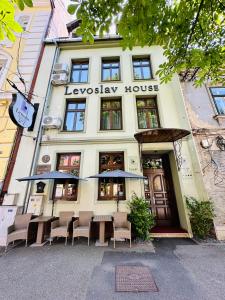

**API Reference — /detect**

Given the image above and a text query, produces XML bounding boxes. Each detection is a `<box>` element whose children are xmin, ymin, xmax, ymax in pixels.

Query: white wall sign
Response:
<box><xmin>9</xmin><ymin>93</ymin><xmax>35</xmax><ymax>128</ymax></box>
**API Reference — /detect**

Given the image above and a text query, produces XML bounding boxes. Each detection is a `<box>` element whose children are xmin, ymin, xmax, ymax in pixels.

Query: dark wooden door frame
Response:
<box><xmin>143</xmin><ymin>153</ymin><xmax>180</xmax><ymax>227</ymax></box>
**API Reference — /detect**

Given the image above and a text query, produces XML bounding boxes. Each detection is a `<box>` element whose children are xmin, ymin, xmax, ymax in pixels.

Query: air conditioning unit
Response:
<box><xmin>42</xmin><ymin>116</ymin><xmax>62</xmax><ymax>129</ymax></box>
<box><xmin>27</xmin><ymin>195</ymin><xmax>44</xmax><ymax>216</ymax></box>
<box><xmin>53</xmin><ymin>63</ymin><xmax>69</xmax><ymax>74</ymax></box>
<box><xmin>51</xmin><ymin>73</ymin><xmax>68</xmax><ymax>85</ymax></box>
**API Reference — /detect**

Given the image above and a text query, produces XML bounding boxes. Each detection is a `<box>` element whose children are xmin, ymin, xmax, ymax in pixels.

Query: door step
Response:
<box><xmin>150</xmin><ymin>232</ymin><xmax>190</xmax><ymax>238</ymax></box>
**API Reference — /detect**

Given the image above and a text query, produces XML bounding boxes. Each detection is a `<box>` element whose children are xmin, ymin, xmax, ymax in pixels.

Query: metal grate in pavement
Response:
<box><xmin>115</xmin><ymin>265</ymin><xmax>158</xmax><ymax>292</ymax></box>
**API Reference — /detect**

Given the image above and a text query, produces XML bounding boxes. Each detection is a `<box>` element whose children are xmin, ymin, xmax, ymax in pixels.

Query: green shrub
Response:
<box><xmin>128</xmin><ymin>193</ymin><xmax>155</xmax><ymax>240</ymax></box>
<box><xmin>186</xmin><ymin>196</ymin><xmax>215</xmax><ymax>239</ymax></box>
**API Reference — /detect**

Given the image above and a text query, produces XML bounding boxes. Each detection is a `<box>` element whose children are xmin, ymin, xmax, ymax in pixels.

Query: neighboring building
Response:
<box><xmin>0</xmin><ymin>0</ymin><xmax>69</xmax><ymax>200</ymax></box>
<box><xmin>5</xmin><ymin>30</ymin><xmax>208</xmax><ymax>238</ymax></box>
<box><xmin>182</xmin><ymin>81</ymin><xmax>225</xmax><ymax>239</ymax></box>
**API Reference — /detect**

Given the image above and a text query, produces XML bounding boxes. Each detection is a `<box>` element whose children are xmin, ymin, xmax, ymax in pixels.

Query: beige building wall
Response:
<box><xmin>7</xmin><ymin>40</ymin><xmax>207</xmax><ymax>236</ymax></box>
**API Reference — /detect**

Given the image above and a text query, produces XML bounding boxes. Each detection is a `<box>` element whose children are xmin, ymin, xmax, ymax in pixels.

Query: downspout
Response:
<box><xmin>23</xmin><ymin>42</ymin><xmax>60</xmax><ymax>213</ymax></box>
<box><xmin>0</xmin><ymin>0</ymin><xmax>55</xmax><ymax>203</ymax></box>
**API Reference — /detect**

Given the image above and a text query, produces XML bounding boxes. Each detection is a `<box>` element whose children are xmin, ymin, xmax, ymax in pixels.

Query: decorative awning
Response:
<box><xmin>17</xmin><ymin>171</ymin><xmax>85</xmax><ymax>181</ymax></box>
<box><xmin>134</xmin><ymin>128</ymin><xmax>191</xmax><ymax>143</ymax></box>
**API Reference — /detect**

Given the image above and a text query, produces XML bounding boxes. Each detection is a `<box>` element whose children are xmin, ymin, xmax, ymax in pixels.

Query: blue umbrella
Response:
<box><xmin>89</xmin><ymin>169</ymin><xmax>146</xmax><ymax>211</ymax></box>
<box><xmin>17</xmin><ymin>171</ymin><xmax>85</xmax><ymax>216</ymax></box>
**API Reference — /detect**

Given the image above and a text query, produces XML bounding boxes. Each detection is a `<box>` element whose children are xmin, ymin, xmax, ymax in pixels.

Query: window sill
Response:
<box><xmin>68</xmin><ymin>82</ymin><xmax>90</xmax><ymax>85</ymax></box>
<box><xmin>59</xmin><ymin>130</ymin><xmax>86</xmax><ymax>134</ymax></box>
<box><xmin>100</xmin><ymin>80</ymin><xmax>123</xmax><ymax>83</ymax></box>
<box><xmin>97</xmin><ymin>129</ymin><xmax>125</xmax><ymax>133</ymax></box>
<box><xmin>133</xmin><ymin>78</ymin><xmax>157</xmax><ymax>82</ymax></box>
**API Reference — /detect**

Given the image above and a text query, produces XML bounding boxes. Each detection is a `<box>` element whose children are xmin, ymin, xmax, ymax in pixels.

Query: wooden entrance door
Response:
<box><xmin>143</xmin><ymin>155</ymin><xmax>179</xmax><ymax>227</ymax></box>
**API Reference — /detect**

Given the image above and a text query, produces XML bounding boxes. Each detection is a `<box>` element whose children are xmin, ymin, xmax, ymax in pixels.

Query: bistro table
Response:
<box><xmin>93</xmin><ymin>215</ymin><xmax>112</xmax><ymax>246</ymax></box>
<box><xmin>30</xmin><ymin>216</ymin><xmax>54</xmax><ymax>247</ymax></box>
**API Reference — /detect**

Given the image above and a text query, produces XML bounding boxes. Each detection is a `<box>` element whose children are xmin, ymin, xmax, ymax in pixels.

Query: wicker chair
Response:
<box><xmin>113</xmin><ymin>212</ymin><xmax>131</xmax><ymax>248</ymax></box>
<box><xmin>72</xmin><ymin>211</ymin><xmax>93</xmax><ymax>246</ymax></box>
<box><xmin>5</xmin><ymin>213</ymin><xmax>32</xmax><ymax>251</ymax></box>
<box><xmin>50</xmin><ymin>211</ymin><xmax>74</xmax><ymax>246</ymax></box>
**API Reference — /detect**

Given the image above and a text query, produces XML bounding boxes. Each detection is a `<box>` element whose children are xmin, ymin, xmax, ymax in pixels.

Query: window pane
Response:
<box><xmin>137</xmin><ymin>100</ymin><xmax>145</xmax><ymax>107</ymax></box>
<box><xmin>111</xmin><ymin>68</ymin><xmax>120</xmax><ymax>80</ymax></box>
<box><xmin>102</xmin><ymin>111</ymin><xmax>110</xmax><ymax>129</ymax></box>
<box><xmin>77</xmin><ymin>103</ymin><xmax>86</xmax><ymax>109</ymax></box>
<box><xmin>65</xmin><ymin>112</ymin><xmax>75</xmax><ymax>131</ymax></box>
<box><xmin>141</xmin><ymin>60</ymin><xmax>150</xmax><ymax>66</ymax></box>
<box><xmin>59</xmin><ymin>155</ymin><xmax>69</xmax><ymax>166</ymax></box>
<box><xmin>68</xmin><ymin>103</ymin><xmax>77</xmax><ymax>110</ymax></box>
<box><xmin>75</xmin><ymin>111</ymin><xmax>85</xmax><ymax>130</ymax></box>
<box><xmin>67</xmin><ymin>183</ymin><xmax>77</xmax><ymax>197</ymax></box>
<box><xmin>80</xmin><ymin>70</ymin><xmax>88</xmax><ymax>82</ymax></box>
<box><xmin>133</xmin><ymin>60</ymin><xmax>141</xmax><ymax>67</ymax></box>
<box><xmin>211</xmin><ymin>87</ymin><xmax>225</xmax><ymax>96</ymax></box>
<box><xmin>214</xmin><ymin>97</ymin><xmax>225</xmax><ymax>114</ymax></box>
<box><xmin>102</xmin><ymin>68</ymin><xmax>111</xmax><ymax>81</ymax></box>
<box><xmin>112</xmin><ymin>111</ymin><xmax>121</xmax><ymax>129</ymax></box>
<box><xmin>147</xmin><ymin>110</ymin><xmax>159</xmax><ymax>128</ymax></box>
<box><xmin>55</xmin><ymin>184</ymin><xmax>64</xmax><ymax>198</ymax></box>
<box><xmin>70</xmin><ymin>155</ymin><xmax>80</xmax><ymax>167</ymax></box>
<box><xmin>134</xmin><ymin>67</ymin><xmax>142</xmax><ymax>79</ymax></box>
<box><xmin>81</xmin><ymin>63</ymin><xmax>89</xmax><ymax>69</ymax></box>
<box><xmin>142</xmin><ymin>66</ymin><xmax>151</xmax><ymax>79</ymax></box>
<box><xmin>138</xmin><ymin>111</ymin><xmax>148</xmax><ymax>128</ymax></box>
<box><xmin>71</xmin><ymin>70</ymin><xmax>80</xmax><ymax>82</ymax></box>
<box><xmin>111</xmin><ymin>100</ymin><xmax>120</xmax><ymax>109</ymax></box>
<box><xmin>146</xmin><ymin>99</ymin><xmax>155</xmax><ymax>107</ymax></box>
<box><xmin>102</xmin><ymin>101</ymin><xmax>111</xmax><ymax>109</ymax></box>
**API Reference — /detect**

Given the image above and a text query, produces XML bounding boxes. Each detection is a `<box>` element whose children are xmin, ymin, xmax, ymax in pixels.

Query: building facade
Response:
<box><xmin>0</xmin><ymin>0</ymin><xmax>70</xmax><ymax>199</ymax></box>
<box><xmin>5</xmin><ymin>36</ymin><xmax>208</xmax><ymax>237</ymax></box>
<box><xmin>182</xmin><ymin>82</ymin><xmax>225</xmax><ymax>239</ymax></box>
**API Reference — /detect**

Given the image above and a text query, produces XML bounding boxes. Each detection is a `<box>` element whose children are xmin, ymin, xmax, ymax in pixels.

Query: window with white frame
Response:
<box><xmin>210</xmin><ymin>87</ymin><xmax>225</xmax><ymax>115</ymax></box>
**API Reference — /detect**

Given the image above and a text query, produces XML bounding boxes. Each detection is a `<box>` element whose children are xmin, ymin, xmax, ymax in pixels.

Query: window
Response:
<box><xmin>132</xmin><ymin>56</ymin><xmax>152</xmax><ymax>80</ymax></box>
<box><xmin>18</xmin><ymin>15</ymin><xmax>30</xmax><ymax>31</ymax></box>
<box><xmin>63</xmin><ymin>100</ymin><xmax>86</xmax><ymax>131</ymax></box>
<box><xmin>102</xmin><ymin>58</ymin><xmax>120</xmax><ymax>81</ymax></box>
<box><xmin>98</xmin><ymin>152</ymin><xmax>125</xmax><ymax>200</ymax></box>
<box><xmin>53</xmin><ymin>153</ymin><xmax>81</xmax><ymax>201</ymax></box>
<box><xmin>136</xmin><ymin>98</ymin><xmax>160</xmax><ymax>129</ymax></box>
<box><xmin>100</xmin><ymin>98</ymin><xmax>122</xmax><ymax>130</ymax></box>
<box><xmin>71</xmin><ymin>60</ymin><xmax>89</xmax><ymax>83</ymax></box>
<box><xmin>210</xmin><ymin>87</ymin><xmax>225</xmax><ymax>115</ymax></box>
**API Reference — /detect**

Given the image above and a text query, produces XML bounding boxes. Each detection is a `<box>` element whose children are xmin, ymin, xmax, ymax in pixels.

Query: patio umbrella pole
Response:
<box><xmin>51</xmin><ymin>199</ymin><xmax>55</xmax><ymax>217</ymax></box>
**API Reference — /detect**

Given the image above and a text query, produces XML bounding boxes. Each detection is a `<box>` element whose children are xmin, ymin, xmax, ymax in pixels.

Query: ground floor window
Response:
<box><xmin>98</xmin><ymin>152</ymin><xmax>125</xmax><ymax>200</ymax></box>
<box><xmin>53</xmin><ymin>153</ymin><xmax>81</xmax><ymax>201</ymax></box>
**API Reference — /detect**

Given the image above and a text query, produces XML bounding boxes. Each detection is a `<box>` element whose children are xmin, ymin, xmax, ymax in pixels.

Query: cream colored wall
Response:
<box><xmin>7</xmin><ymin>41</ymin><xmax>206</xmax><ymax>235</ymax></box>
<box><xmin>0</xmin><ymin>2</ymin><xmax>52</xmax><ymax>184</ymax></box>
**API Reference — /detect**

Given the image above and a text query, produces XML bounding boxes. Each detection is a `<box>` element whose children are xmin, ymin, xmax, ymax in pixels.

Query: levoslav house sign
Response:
<box><xmin>9</xmin><ymin>93</ymin><xmax>35</xmax><ymax>128</ymax></box>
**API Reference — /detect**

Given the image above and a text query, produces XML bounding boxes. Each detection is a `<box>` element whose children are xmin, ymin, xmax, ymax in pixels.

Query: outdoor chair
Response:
<box><xmin>113</xmin><ymin>212</ymin><xmax>131</xmax><ymax>248</ymax></box>
<box><xmin>5</xmin><ymin>213</ymin><xmax>32</xmax><ymax>251</ymax></box>
<box><xmin>72</xmin><ymin>211</ymin><xmax>93</xmax><ymax>246</ymax></box>
<box><xmin>50</xmin><ymin>211</ymin><xmax>74</xmax><ymax>246</ymax></box>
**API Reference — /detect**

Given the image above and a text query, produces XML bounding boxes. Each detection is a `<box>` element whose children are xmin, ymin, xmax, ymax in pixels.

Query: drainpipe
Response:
<box><xmin>23</xmin><ymin>43</ymin><xmax>60</xmax><ymax>213</ymax></box>
<box><xmin>0</xmin><ymin>0</ymin><xmax>55</xmax><ymax>204</ymax></box>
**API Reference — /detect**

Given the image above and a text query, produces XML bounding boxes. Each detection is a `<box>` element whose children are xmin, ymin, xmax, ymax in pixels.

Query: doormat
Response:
<box><xmin>115</xmin><ymin>265</ymin><xmax>158</xmax><ymax>292</ymax></box>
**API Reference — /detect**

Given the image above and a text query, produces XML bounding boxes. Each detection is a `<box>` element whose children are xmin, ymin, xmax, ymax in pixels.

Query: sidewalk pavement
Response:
<box><xmin>1</xmin><ymin>238</ymin><xmax>225</xmax><ymax>300</ymax></box>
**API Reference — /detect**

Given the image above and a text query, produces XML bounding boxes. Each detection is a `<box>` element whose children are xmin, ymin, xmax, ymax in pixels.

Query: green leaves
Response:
<box><xmin>67</xmin><ymin>0</ymin><xmax>225</xmax><ymax>86</ymax></box>
<box><xmin>186</xmin><ymin>196</ymin><xmax>215</xmax><ymax>239</ymax></box>
<box><xmin>128</xmin><ymin>193</ymin><xmax>155</xmax><ymax>240</ymax></box>
<box><xmin>0</xmin><ymin>0</ymin><xmax>33</xmax><ymax>42</ymax></box>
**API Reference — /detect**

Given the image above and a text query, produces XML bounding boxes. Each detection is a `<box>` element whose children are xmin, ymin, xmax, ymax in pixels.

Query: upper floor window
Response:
<box><xmin>63</xmin><ymin>100</ymin><xmax>86</xmax><ymax>131</ymax></box>
<box><xmin>18</xmin><ymin>15</ymin><xmax>30</xmax><ymax>31</ymax></box>
<box><xmin>102</xmin><ymin>57</ymin><xmax>120</xmax><ymax>81</ymax></box>
<box><xmin>100</xmin><ymin>98</ymin><xmax>122</xmax><ymax>130</ymax></box>
<box><xmin>132</xmin><ymin>56</ymin><xmax>152</xmax><ymax>80</ymax></box>
<box><xmin>136</xmin><ymin>98</ymin><xmax>160</xmax><ymax>129</ymax></box>
<box><xmin>210</xmin><ymin>87</ymin><xmax>225</xmax><ymax>115</ymax></box>
<box><xmin>98</xmin><ymin>152</ymin><xmax>125</xmax><ymax>200</ymax></box>
<box><xmin>53</xmin><ymin>153</ymin><xmax>81</xmax><ymax>201</ymax></box>
<box><xmin>71</xmin><ymin>59</ymin><xmax>89</xmax><ymax>83</ymax></box>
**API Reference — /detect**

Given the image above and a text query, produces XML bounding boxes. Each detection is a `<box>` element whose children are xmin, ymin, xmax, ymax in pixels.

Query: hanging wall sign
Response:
<box><xmin>9</xmin><ymin>93</ymin><xmax>35</xmax><ymax>128</ymax></box>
